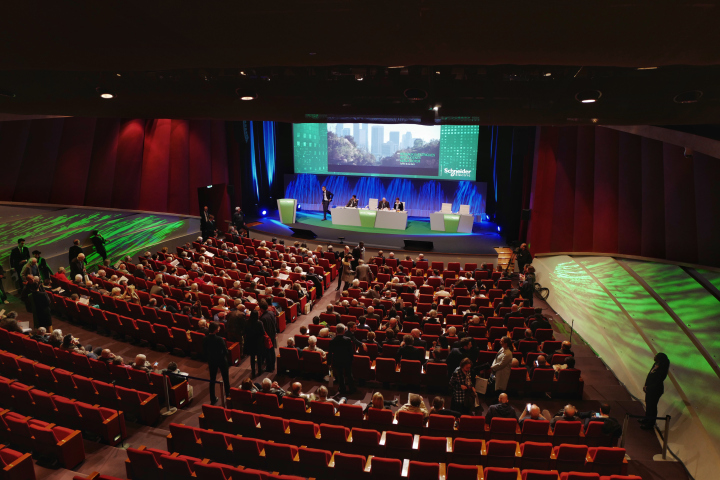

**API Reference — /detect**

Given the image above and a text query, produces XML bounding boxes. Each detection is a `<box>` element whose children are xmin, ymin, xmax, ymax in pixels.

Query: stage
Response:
<box><xmin>246</xmin><ymin>211</ymin><xmax>504</xmax><ymax>254</ymax></box>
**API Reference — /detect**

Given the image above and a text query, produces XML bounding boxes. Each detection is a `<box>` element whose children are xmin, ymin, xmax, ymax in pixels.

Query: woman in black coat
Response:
<box><xmin>31</xmin><ymin>283</ymin><xmax>53</xmax><ymax>329</ymax></box>
<box><xmin>640</xmin><ymin>352</ymin><xmax>670</xmax><ymax>429</ymax></box>
<box><xmin>244</xmin><ymin>310</ymin><xmax>267</xmax><ymax>377</ymax></box>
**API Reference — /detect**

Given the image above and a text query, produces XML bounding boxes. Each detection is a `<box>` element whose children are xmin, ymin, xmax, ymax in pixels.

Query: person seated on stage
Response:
<box><xmin>378</xmin><ymin>197</ymin><xmax>390</xmax><ymax>210</ymax></box>
<box><xmin>346</xmin><ymin>195</ymin><xmax>359</xmax><ymax>208</ymax></box>
<box><xmin>393</xmin><ymin>197</ymin><xmax>404</xmax><ymax>211</ymax></box>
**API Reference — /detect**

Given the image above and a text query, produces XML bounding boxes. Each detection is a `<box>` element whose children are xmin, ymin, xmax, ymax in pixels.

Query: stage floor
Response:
<box><xmin>246</xmin><ymin>211</ymin><xmax>504</xmax><ymax>254</ymax></box>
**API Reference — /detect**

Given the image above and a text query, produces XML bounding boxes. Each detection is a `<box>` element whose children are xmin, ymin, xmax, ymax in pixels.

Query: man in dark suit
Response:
<box><xmin>133</xmin><ymin>265</ymin><xmax>147</xmax><ymax>280</ymax></box>
<box><xmin>203</xmin><ymin>215</ymin><xmax>217</xmax><ymax>240</ymax></box>
<box><xmin>529</xmin><ymin>310</ymin><xmax>552</xmax><ymax>334</ymax></box>
<box><xmin>200</xmin><ymin>206</ymin><xmax>210</xmax><ymax>230</ymax></box>
<box><xmin>515</xmin><ymin>243</ymin><xmax>532</xmax><ymax>273</ymax></box>
<box><xmin>90</xmin><ymin>230</ymin><xmax>107</xmax><ymax>261</ymax></box>
<box><xmin>258</xmin><ymin>300</ymin><xmax>278</xmax><ymax>370</ymax></box>
<box><xmin>393</xmin><ymin>198</ymin><xmax>404</xmax><ymax>211</ymax></box>
<box><xmin>485</xmin><ymin>393</ymin><xmax>519</xmax><ymax>423</ymax></box>
<box><xmin>346</xmin><ymin>195</ymin><xmax>359</xmax><ymax>208</ymax></box>
<box><xmin>328</xmin><ymin>323</ymin><xmax>366</xmax><ymax>394</ymax></box>
<box><xmin>203</xmin><ymin>322</ymin><xmax>230</xmax><ymax>405</ymax></box>
<box><xmin>303</xmin><ymin>272</ymin><xmax>324</xmax><ymax>296</ymax></box>
<box><xmin>68</xmin><ymin>239</ymin><xmax>83</xmax><ymax>263</ymax></box>
<box><xmin>377</xmin><ymin>197</ymin><xmax>390</xmax><ymax>209</ymax></box>
<box><xmin>10</xmin><ymin>238</ymin><xmax>30</xmax><ymax>290</ymax></box>
<box><xmin>232</xmin><ymin>207</ymin><xmax>245</xmax><ymax>229</ymax></box>
<box><xmin>445</xmin><ymin>338</ymin><xmax>476</xmax><ymax>377</ymax></box>
<box><xmin>351</xmin><ymin>241</ymin><xmax>364</xmax><ymax>270</ymax></box>
<box><xmin>70</xmin><ymin>253</ymin><xmax>87</xmax><ymax>282</ymax></box>
<box><xmin>503</xmin><ymin>304</ymin><xmax>521</xmax><ymax>326</ymax></box>
<box><xmin>397</xmin><ymin>335</ymin><xmax>426</xmax><ymax>365</ymax></box>
<box><xmin>321</xmin><ymin>186</ymin><xmax>334</xmax><ymax>221</ymax></box>
<box><xmin>410</xmin><ymin>329</ymin><xmax>428</xmax><ymax>350</ymax></box>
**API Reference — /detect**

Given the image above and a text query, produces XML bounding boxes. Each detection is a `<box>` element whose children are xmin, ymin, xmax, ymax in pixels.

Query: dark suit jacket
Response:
<box><xmin>203</xmin><ymin>333</ymin><xmax>229</xmax><ymax>367</ymax></box>
<box><xmin>393</xmin><ymin>202</ymin><xmax>404</xmax><ymax>211</ymax></box>
<box><xmin>328</xmin><ymin>334</ymin><xmax>356</xmax><ymax>366</ymax></box>
<box><xmin>10</xmin><ymin>246</ymin><xmax>30</xmax><ymax>273</ymax></box>
<box><xmin>70</xmin><ymin>258</ymin><xmax>86</xmax><ymax>280</ymax></box>
<box><xmin>68</xmin><ymin>245</ymin><xmax>84</xmax><ymax>263</ymax></box>
<box><xmin>232</xmin><ymin>211</ymin><xmax>245</xmax><ymax>226</ymax></box>
<box><xmin>397</xmin><ymin>345</ymin><xmax>426</xmax><ymax>364</ymax></box>
<box><xmin>378</xmin><ymin>201</ymin><xmax>390</xmax><ymax>209</ymax></box>
<box><xmin>346</xmin><ymin>199</ymin><xmax>359</xmax><ymax>207</ymax></box>
<box><xmin>351</xmin><ymin>247</ymin><xmax>362</xmax><ymax>261</ymax></box>
<box><xmin>414</xmin><ymin>338</ymin><xmax>428</xmax><ymax>350</ymax></box>
<box><xmin>322</xmin><ymin>190</ymin><xmax>334</xmax><ymax>202</ymax></box>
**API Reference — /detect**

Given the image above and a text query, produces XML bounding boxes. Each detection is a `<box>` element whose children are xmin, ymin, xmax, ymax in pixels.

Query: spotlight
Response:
<box><xmin>297</xmin><ymin>204</ymin><xmax>302</xmax><ymax>210</ymax></box>
<box><xmin>116</xmin><ymin>73</ymin><xmax>121</xmax><ymax>77</ymax></box>
<box><xmin>543</xmin><ymin>72</ymin><xmax>552</xmax><ymax>77</ymax></box>
<box><xmin>497</xmin><ymin>226</ymin><xmax>501</xmax><ymax>232</ymax></box>
<box><xmin>674</xmin><ymin>90</ymin><xmax>702</xmax><ymax>104</ymax></box>
<box><xmin>236</xmin><ymin>89</ymin><xmax>257</xmax><ymax>100</ymax></box>
<box><xmin>435</xmin><ymin>71</ymin><xmax>440</xmax><ymax>74</ymax></box>
<box><xmin>433</xmin><ymin>106</ymin><xmax>439</xmax><ymax>111</ymax></box>
<box><xmin>96</xmin><ymin>88</ymin><xmax>115</xmax><ymax>99</ymax></box>
<box><xmin>261</xmin><ymin>210</ymin><xmax>267</xmax><ymax>216</ymax></box>
<box><xmin>575</xmin><ymin>90</ymin><xmax>602</xmax><ymax>103</ymax></box>
<box><xmin>355</xmin><ymin>74</ymin><xmax>364</xmax><ymax>81</ymax></box>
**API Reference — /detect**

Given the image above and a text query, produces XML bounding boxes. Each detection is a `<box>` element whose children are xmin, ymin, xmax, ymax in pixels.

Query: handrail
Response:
<box><xmin>622</xmin><ymin>413</ymin><xmax>672</xmax><ymax>460</ymax></box>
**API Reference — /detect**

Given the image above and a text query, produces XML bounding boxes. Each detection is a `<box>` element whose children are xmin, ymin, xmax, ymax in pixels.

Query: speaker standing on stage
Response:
<box><xmin>321</xmin><ymin>186</ymin><xmax>334</xmax><ymax>221</ymax></box>
<box><xmin>91</xmin><ymin>230</ymin><xmax>107</xmax><ymax>261</ymax></box>
<box><xmin>346</xmin><ymin>195</ymin><xmax>359</xmax><ymax>208</ymax></box>
<box><xmin>204</xmin><ymin>321</ymin><xmax>230</xmax><ymax>405</ymax></box>
<box><xmin>378</xmin><ymin>197</ymin><xmax>390</xmax><ymax>210</ymax></box>
<box><xmin>394</xmin><ymin>198</ymin><xmax>404</xmax><ymax>211</ymax></box>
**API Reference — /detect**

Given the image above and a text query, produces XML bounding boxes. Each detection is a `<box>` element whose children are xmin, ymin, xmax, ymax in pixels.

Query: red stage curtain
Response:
<box><xmin>0</xmin><ymin>116</ymin><xmax>230</xmax><ymax>219</ymax></box>
<box><xmin>529</xmin><ymin>126</ymin><xmax>720</xmax><ymax>267</ymax></box>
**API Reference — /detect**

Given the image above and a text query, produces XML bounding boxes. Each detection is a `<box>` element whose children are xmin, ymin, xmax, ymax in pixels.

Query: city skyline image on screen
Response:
<box><xmin>293</xmin><ymin>123</ymin><xmax>479</xmax><ymax>180</ymax></box>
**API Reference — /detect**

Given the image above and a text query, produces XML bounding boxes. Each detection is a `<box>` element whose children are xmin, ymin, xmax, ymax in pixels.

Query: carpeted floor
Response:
<box><xmin>2</xmin><ymin>279</ymin><xmax>690</xmax><ymax>480</ymax></box>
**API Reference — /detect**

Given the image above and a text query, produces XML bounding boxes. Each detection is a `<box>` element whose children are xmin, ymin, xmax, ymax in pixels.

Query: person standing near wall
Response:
<box><xmin>640</xmin><ymin>352</ymin><xmax>670</xmax><ymax>429</ymax></box>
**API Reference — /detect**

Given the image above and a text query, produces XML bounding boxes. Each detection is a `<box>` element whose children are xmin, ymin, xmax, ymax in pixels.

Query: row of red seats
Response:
<box><xmin>42</xmin><ymin>292</ymin><xmax>247</xmax><ymax>358</ymax></box>
<box><xmin>166</xmin><ymin>420</ymin><xmax>627</xmax><ymax>476</ymax></box>
<box><xmin>0</xmin><ymin>328</ymin><xmax>189</xmax><ymax>407</ymax></box>
<box><xmin>0</xmin><ymin>443</ymin><xmax>36</xmax><ymax>480</ymax></box>
<box><xmin>0</xmin><ymin>392</ymin><xmax>124</xmax><ymax>446</ymax></box>
<box><xmin>0</xmin><ymin>409</ymin><xmax>84</xmax><ymax>470</ymax></box>
<box><xmin>203</xmin><ymin>403</ymin><xmax>616</xmax><ymax>447</ymax></box>
<box><xmin>1</xmin><ymin>366</ymin><xmax>161</xmax><ymax>425</ymax></box>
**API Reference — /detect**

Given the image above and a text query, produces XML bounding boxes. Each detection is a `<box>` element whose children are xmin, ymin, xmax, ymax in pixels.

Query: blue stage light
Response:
<box><xmin>497</xmin><ymin>226</ymin><xmax>501</xmax><ymax>232</ymax></box>
<box><xmin>262</xmin><ymin>210</ymin><xmax>267</xmax><ymax>216</ymax></box>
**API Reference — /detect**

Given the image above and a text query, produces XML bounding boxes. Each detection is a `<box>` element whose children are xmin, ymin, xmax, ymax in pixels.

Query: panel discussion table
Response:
<box><xmin>429</xmin><ymin>212</ymin><xmax>474</xmax><ymax>233</ymax></box>
<box><xmin>331</xmin><ymin>207</ymin><xmax>408</xmax><ymax>230</ymax></box>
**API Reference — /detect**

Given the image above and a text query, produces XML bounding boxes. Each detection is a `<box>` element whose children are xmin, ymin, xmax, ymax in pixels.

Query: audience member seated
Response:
<box><xmin>485</xmin><ymin>393</ymin><xmax>518</xmax><ymax>423</ymax></box>
<box><xmin>60</xmin><ymin>333</ymin><xmax>97</xmax><ymax>359</ymax></box>
<box><xmin>395</xmin><ymin>393</ymin><xmax>429</xmax><ymax>421</ymax></box>
<box><xmin>578</xmin><ymin>403</ymin><xmax>622</xmax><ymax>436</ymax></box>
<box><xmin>303</xmin><ymin>336</ymin><xmax>326</xmax><ymax>359</ymax></box>
<box><xmin>314</xmin><ymin>385</ymin><xmax>346</xmax><ymax>410</ymax></box>
<box><xmin>397</xmin><ymin>334</ymin><xmax>426</xmax><ymax>365</ymax></box>
<box><xmin>555</xmin><ymin>340</ymin><xmax>575</xmax><ymax>357</ymax></box>
<box><xmin>518</xmin><ymin>404</ymin><xmax>547</xmax><ymax>425</ymax></box>
<box><xmin>30</xmin><ymin>326</ymin><xmax>49</xmax><ymax>343</ymax></box>
<box><xmin>286</xmin><ymin>337</ymin><xmax>304</xmax><ymax>357</ymax></box>
<box><xmin>163</xmin><ymin>361</ymin><xmax>194</xmax><ymax>400</ymax></box>
<box><xmin>527</xmin><ymin>354</ymin><xmax>549</xmax><ymax>378</ymax></box>
<box><xmin>260</xmin><ymin>377</ymin><xmax>286</xmax><ymax>398</ymax></box>
<box><xmin>285</xmin><ymin>381</ymin><xmax>314</xmax><ymax>407</ymax></box>
<box><xmin>131</xmin><ymin>354</ymin><xmax>154</xmax><ymax>373</ymax></box>
<box><xmin>429</xmin><ymin>395</ymin><xmax>461</xmax><ymax>418</ymax></box>
<box><xmin>547</xmin><ymin>404</ymin><xmax>581</xmax><ymax>427</ymax></box>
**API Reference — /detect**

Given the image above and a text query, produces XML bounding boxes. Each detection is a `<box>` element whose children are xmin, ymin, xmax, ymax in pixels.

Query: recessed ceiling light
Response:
<box><xmin>435</xmin><ymin>71</ymin><xmax>441</xmax><ymax>74</ymax></box>
<box><xmin>96</xmin><ymin>88</ymin><xmax>115</xmax><ymax>99</ymax></box>
<box><xmin>637</xmin><ymin>67</ymin><xmax>657</xmax><ymax>70</ymax></box>
<box><xmin>575</xmin><ymin>90</ymin><xmax>602</xmax><ymax>103</ymax></box>
<box><xmin>389</xmin><ymin>66</ymin><xmax>404</xmax><ymax>69</ymax></box>
<box><xmin>240</xmin><ymin>71</ymin><xmax>246</xmax><ymax>75</ymax></box>
<box><xmin>544</xmin><ymin>72</ymin><xmax>552</xmax><ymax>77</ymax></box>
<box><xmin>355</xmin><ymin>74</ymin><xmax>364</xmax><ymax>81</ymax></box>
<box><xmin>236</xmin><ymin>89</ymin><xmax>257</xmax><ymax>100</ymax></box>
<box><xmin>116</xmin><ymin>73</ymin><xmax>121</xmax><ymax>77</ymax></box>
<box><xmin>673</xmin><ymin>90</ymin><xmax>702</xmax><ymax>104</ymax></box>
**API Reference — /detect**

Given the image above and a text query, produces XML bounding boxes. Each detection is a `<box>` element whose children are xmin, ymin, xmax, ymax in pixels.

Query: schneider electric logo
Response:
<box><xmin>444</xmin><ymin>168</ymin><xmax>472</xmax><ymax>178</ymax></box>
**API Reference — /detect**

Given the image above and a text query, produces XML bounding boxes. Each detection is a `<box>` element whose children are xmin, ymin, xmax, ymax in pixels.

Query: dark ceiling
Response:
<box><xmin>1</xmin><ymin>1</ymin><xmax>720</xmax><ymax>125</ymax></box>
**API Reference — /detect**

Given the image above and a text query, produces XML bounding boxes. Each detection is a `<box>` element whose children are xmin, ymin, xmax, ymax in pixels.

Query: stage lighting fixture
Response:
<box><xmin>673</xmin><ymin>90</ymin><xmax>702</xmax><ymax>104</ymax></box>
<box><xmin>96</xmin><ymin>88</ymin><xmax>115</xmax><ymax>99</ymax></box>
<box><xmin>236</xmin><ymin>89</ymin><xmax>257</xmax><ymax>100</ymax></box>
<box><xmin>297</xmin><ymin>204</ymin><xmax>302</xmax><ymax>210</ymax></box>
<box><xmin>497</xmin><ymin>226</ymin><xmax>501</xmax><ymax>232</ymax></box>
<box><xmin>262</xmin><ymin>210</ymin><xmax>267</xmax><ymax>216</ymax></box>
<box><xmin>389</xmin><ymin>66</ymin><xmax>405</xmax><ymax>69</ymax></box>
<box><xmin>433</xmin><ymin>106</ymin><xmax>439</xmax><ymax>111</ymax></box>
<box><xmin>543</xmin><ymin>72</ymin><xmax>552</xmax><ymax>76</ymax></box>
<box><xmin>355</xmin><ymin>74</ymin><xmax>364</xmax><ymax>81</ymax></box>
<box><xmin>575</xmin><ymin>90</ymin><xmax>602</xmax><ymax>103</ymax></box>
<box><xmin>637</xmin><ymin>67</ymin><xmax>657</xmax><ymax>70</ymax></box>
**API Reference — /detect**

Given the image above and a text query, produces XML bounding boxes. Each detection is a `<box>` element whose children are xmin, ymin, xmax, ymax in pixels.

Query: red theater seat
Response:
<box><xmin>29</xmin><ymin>423</ymin><xmax>85</xmax><ymax>469</ymax></box>
<box><xmin>485</xmin><ymin>467</ymin><xmax>520</xmax><ymax>480</ymax></box>
<box><xmin>553</xmin><ymin>444</ymin><xmax>589</xmax><ymax>473</ymax></box>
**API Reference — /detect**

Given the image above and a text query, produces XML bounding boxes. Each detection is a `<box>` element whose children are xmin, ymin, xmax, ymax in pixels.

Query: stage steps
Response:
<box><xmin>495</xmin><ymin>246</ymin><xmax>514</xmax><ymax>272</ymax></box>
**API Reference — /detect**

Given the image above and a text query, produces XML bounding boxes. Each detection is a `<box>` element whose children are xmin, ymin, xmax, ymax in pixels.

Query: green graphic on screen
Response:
<box><xmin>293</xmin><ymin>123</ymin><xmax>479</xmax><ymax>180</ymax></box>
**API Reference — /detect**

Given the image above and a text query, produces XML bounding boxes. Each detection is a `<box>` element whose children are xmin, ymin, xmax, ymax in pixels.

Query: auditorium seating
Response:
<box><xmin>0</xmin><ymin>444</ymin><xmax>36</xmax><ymax>480</ymax></box>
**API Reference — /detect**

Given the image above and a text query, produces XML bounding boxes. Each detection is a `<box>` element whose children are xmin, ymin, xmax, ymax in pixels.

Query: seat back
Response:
<box><xmin>446</xmin><ymin>464</ymin><xmax>480</xmax><ymax>480</ymax></box>
<box><xmin>484</xmin><ymin>467</ymin><xmax>519</xmax><ymax>480</ymax></box>
<box><xmin>408</xmin><ymin>461</ymin><xmax>440</xmax><ymax>480</ymax></box>
<box><xmin>371</xmin><ymin>457</ymin><xmax>403</xmax><ymax>479</ymax></box>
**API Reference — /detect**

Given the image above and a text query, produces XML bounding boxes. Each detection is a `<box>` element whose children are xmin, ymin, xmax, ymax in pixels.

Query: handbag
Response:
<box><xmin>463</xmin><ymin>388</ymin><xmax>476</xmax><ymax>408</ymax></box>
<box><xmin>475</xmin><ymin>377</ymin><xmax>489</xmax><ymax>395</ymax></box>
<box><xmin>263</xmin><ymin>333</ymin><xmax>274</xmax><ymax>350</ymax></box>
